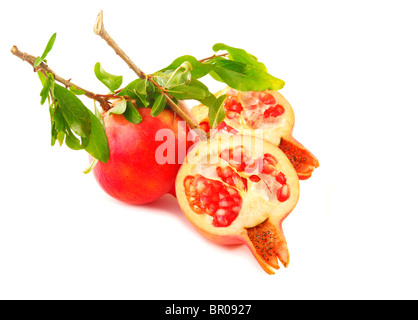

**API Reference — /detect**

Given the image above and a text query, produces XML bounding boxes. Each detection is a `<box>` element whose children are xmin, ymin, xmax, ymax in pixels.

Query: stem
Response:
<box><xmin>198</xmin><ymin>52</ymin><xmax>228</xmax><ymax>63</ymax></box>
<box><xmin>10</xmin><ymin>45</ymin><xmax>114</xmax><ymax>111</ymax></box>
<box><xmin>93</xmin><ymin>10</ymin><xmax>203</xmax><ymax>135</ymax></box>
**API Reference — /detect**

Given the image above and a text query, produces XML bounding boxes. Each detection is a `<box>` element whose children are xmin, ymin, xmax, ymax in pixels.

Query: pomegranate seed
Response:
<box><xmin>216</xmin><ymin>121</ymin><xmax>238</xmax><ymax>134</ymax></box>
<box><xmin>226</xmin><ymin>111</ymin><xmax>238</xmax><ymax>119</ymax></box>
<box><xmin>263</xmin><ymin>153</ymin><xmax>278</xmax><ymax>166</ymax></box>
<box><xmin>261</xmin><ymin>154</ymin><xmax>278</xmax><ymax>174</ymax></box>
<box><xmin>249</xmin><ymin>175</ymin><xmax>261</xmax><ymax>182</ymax></box>
<box><xmin>277</xmin><ymin>184</ymin><xmax>290</xmax><ymax>202</ymax></box>
<box><xmin>276</xmin><ymin>172</ymin><xmax>287</xmax><ymax>185</ymax></box>
<box><xmin>232</xmin><ymin>172</ymin><xmax>248</xmax><ymax>191</ymax></box>
<box><xmin>199</xmin><ymin>121</ymin><xmax>210</xmax><ymax>133</ymax></box>
<box><xmin>259</xmin><ymin>92</ymin><xmax>276</xmax><ymax>105</ymax></box>
<box><xmin>228</xmin><ymin>102</ymin><xmax>243</xmax><ymax>113</ymax></box>
<box><xmin>264</xmin><ymin>104</ymin><xmax>285</xmax><ymax>118</ymax></box>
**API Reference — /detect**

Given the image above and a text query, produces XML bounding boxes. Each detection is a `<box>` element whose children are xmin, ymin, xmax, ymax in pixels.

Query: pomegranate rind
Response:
<box><xmin>176</xmin><ymin>133</ymin><xmax>299</xmax><ymax>274</ymax></box>
<box><xmin>93</xmin><ymin>108</ymin><xmax>189</xmax><ymax>204</ymax></box>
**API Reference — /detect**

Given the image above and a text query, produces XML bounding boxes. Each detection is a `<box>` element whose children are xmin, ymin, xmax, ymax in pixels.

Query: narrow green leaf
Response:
<box><xmin>94</xmin><ymin>103</ymin><xmax>104</xmax><ymax>125</ymax></box>
<box><xmin>159</xmin><ymin>55</ymin><xmax>214</xmax><ymax>79</ymax></box>
<box><xmin>51</xmin><ymin>122</ymin><xmax>58</xmax><ymax>146</ymax></box>
<box><xmin>38</xmin><ymin>71</ymin><xmax>47</xmax><ymax>85</ymax></box>
<box><xmin>209</xmin><ymin>94</ymin><xmax>227</xmax><ymax>128</ymax></box>
<box><xmin>94</xmin><ymin>62</ymin><xmax>123</xmax><ymax>93</ymax></box>
<box><xmin>135</xmin><ymin>78</ymin><xmax>147</xmax><ymax>95</ymax></box>
<box><xmin>41</xmin><ymin>33</ymin><xmax>57</xmax><ymax>59</ymax></box>
<box><xmin>116</xmin><ymin>79</ymin><xmax>140</xmax><ymax>97</ymax></box>
<box><xmin>123</xmin><ymin>101</ymin><xmax>142</xmax><ymax>124</ymax></box>
<box><xmin>34</xmin><ymin>56</ymin><xmax>43</xmax><ymax>68</ymax></box>
<box><xmin>212</xmin><ymin>43</ymin><xmax>267</xmax><ymax>72</ymax></box>
<box><xmin>57</xmin><ymin>131</ymin><xmax>65</xmax><ymax>146</ymax></box>
<box><xmin>167</xmin><ymin>84</ymin><xmax>207</xmax><ymax>100</ymax></box>
<box><xmin>54</xmin><ymin>84</ymin><xmax>91</xmax><ymax>139</ymax></box>
<box><xmin>84</xmin><ymin>109</ymin><xmax>110</xmax><ymax>163</ymax></box>
<box><xmin>146</xmin><ymin>80</ymin><xmax>155</xmax><ymax>95</ymax></box>
<box><xmin>150</xmin><ymin>94</ymin><xmax>167</xmax><ymax>117</ymax></box>
<box><xmin>40</xmin><ymin>77</ymin><xmax>52</xmax><ymax>105</ymax></box>
<box><xmin>212</xmin><ymin>59</ymin><xmax>285</xmax><ymax>91</ymax></box>
<box><xmin>197</xmin><ymin>93</ymin><xmax>217</xmax><ymax>109</ymax></box>
<box><xmin>134</xmin><ymin>91</ymin><xmax>150</xmax><ymax>107</ymax></box>
<box><xmin>65</xmin><ymin>131</ymin><xmax>84</xmax><ymax>150</ymax></box>
<box><xmin>109</xmin><ymin>98</ymin><xmax>127</xmax><ymax>115</ymax></box>
<box><xmin>52</xmin><ymin>107</ymin><xmax>65</xmax><ymax>132</ymax></box>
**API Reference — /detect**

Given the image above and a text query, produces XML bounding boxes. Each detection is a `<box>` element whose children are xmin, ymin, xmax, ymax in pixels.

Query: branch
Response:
<box><xmin>10</xmin><ymin>45</ymin><xmax>113</xmax><ymax>111</ymax></box>
<box><xmin>198</xmin><ymin>52</ymin><xmax>228</xmax><ymax>63</ymax></box>
<box><xmin>93</xmin><ymin>10</ymin><xmax>203</xmax><ymax>135</ymax></box>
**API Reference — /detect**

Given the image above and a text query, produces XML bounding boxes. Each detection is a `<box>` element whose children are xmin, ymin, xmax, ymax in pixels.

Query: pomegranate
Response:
<box><xmin>93</xmin><ymin>106</ymin><xmax>194</xmax><ymax>204</ymax></box>
<box><xmin>176</xmin><ymin>133</ymin><xmax>299</xmax><ymax>274</ymax></box>
<box><xmin>192</xmin><ymin>88</ymin><xmax>319</xmax><ymax>180</ymax></box>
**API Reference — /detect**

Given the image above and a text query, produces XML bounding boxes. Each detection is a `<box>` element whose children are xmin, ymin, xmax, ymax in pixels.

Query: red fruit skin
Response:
<box><xmin>93</xmin><ymin>108</ymin><xmax>193</xmax><ymax>204</ymax></box>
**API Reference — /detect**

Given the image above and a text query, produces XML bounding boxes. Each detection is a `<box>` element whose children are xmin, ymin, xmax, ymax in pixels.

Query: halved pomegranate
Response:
<box><xmin>176</xmin><ymin>133</ymin><xmax>299</xmax><ymax>274</ymax></box>
<box><xmin>192</xmin><ymin>88</ymin><xmax>319</xmax><ymax>180</ymax></box>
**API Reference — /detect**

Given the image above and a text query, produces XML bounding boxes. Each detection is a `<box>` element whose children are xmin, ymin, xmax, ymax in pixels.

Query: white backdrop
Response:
<box><xmin>1</xmin><ymin>0</ymin><xmax>418</xmax><ymax>299</ymax></box>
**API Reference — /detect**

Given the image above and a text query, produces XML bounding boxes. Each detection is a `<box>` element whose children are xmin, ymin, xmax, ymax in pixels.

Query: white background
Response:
<box><xmin>1</xmin><ymin>0</ymin><xmax>417</xmax><ymax>300</ymax></box>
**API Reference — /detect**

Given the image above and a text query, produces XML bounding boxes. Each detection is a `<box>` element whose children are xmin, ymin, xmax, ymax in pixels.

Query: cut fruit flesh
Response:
<box><xmin>192</xmin><ymin>87</ymin><xmax>319</xmax><ymax>180</ymax></box>
<box><xmin>176</xmin><ymin>134</ymin><xmax>299</xmax><ymax>274</ymax></box>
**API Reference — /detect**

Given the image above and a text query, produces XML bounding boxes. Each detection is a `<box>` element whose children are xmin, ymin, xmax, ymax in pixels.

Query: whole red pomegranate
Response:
<box><xmin>93</xmin><ymin>107</ymin><xmax>194</xmax><ymax>204</ymax></box>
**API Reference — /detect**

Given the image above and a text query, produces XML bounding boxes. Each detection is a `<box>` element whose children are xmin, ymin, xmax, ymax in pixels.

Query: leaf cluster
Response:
<box><xmin>34</xmin><ymin>34</ymin><xmax>286</xmax><ymax>173</ymax></box>
<box><xmin>37</xmin><ymin>34</ymin><xmax>109</xmax><ymax>168</ymax></box>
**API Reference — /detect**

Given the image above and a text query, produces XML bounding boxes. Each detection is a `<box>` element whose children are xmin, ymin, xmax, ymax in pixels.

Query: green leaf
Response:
<box><xmin>84</xmin><ymin>109</ymin><xmax>110</xmax><ymax>163</ymax></box>
<box><xmin>146</xmin><ymin>80</ymin><xmax>155</xmax><ymax>95</ymax></box>
<box><xmin>94</xmin><ymin>103</ymin><xmax>104</xmax><ymax>125</ymax></box>
<box><xmin>34</xmin><ymin>56</ymin><xmax>43</xmax><ymax>68</ymax></box>
<box><xmin>83</xmin><ymin>158</ymin><xmax>98</xmax><ymax>174</ymax></box>
<box><xmin>109</xmin><ymin>98</ymin><xmax>127</xmax><ymax>115</ymax></box>
<box><xmin>135</xmin><ymin>78</ymin><xmax>147</xmax><ymax>95</ymax></box>
<box><xmin>40</xmin><ymin>77</ymin><xmax>52</xmax><ymax>105</ymax></box>
<box><xmin>117</xmin><ymin>79</ymin><xmax>140</xmax><ymax>98</ymax></box>
<box><xmin>134</xmin><ymin>91</ymin><xmax>150</xmax><ymax>107</ymax></box>
<box><xmin>123</xmin><ymin>101</ymin><xmax>142</xmax><ymax>124</ymax></box>
<box><xmin>54</xmin><ymin>84</ymin><xmax>91</xmax><ymax>139</ymax></box>
<box><xmin>209</xmin><ymin>94</ymin><xmax>227</xmax><ymax>128</ymax></box>
<box><xmin>50</xmin><ymin>122</ymin><xmax>57</xmax><ymax>146</ymax></box>
<box><xmin>197</xmin><ymin>93</ymin><xmax>217</xmax><ymax>109</ymax></box>
<box><xmin>94</xmin><ymin>62</ymin><xmax>123</xmax><ymax>93</ymax></box>
<box><xmin>160</xmin><ymin>55</ymin><xmax>213</xmax><ymax>79</ymax></box>
<box><xmin>41</xmin><ymin>33</ymin><xmax>57</xmax><ymax>60</ymax></box>
<box><xmin>57</xmin><ymin>131</ymin><xmax>65</xmax><ymax>146</ymax></box>
<box><xmin>65</xmin><ymin>130</ymin><xmax>84</xmax><ymax>150</ymax></box>
<box><xmin>52</xmin><ymin>107</ymin><xmax>65</xmax><ymax>132</ymax></box>
<box><xmin>211</xmin><ymin>59</ymin><xmax>285</xmax><ymax>91</ymax></box>
<box><xmin>69</xmin><ymin>85</ymin><xmax>85</xmax><ymax>95</ymax></box>
<box><xmin>167</xmin><ymin>84</ymin><xmax>207</xmax><ymax>100</ymax></box>
<box><xmin>34</xmin><ymin>33</ymin><xmax>57</xmax><ymax>68</ymax></box>
<box><xmin>38</xmin><ymin>71</ymin><xmax>47</xmax><ymax>86</ymax></box>
<box><xmin>150</xmin><ymin>94</ymin><xmax>167</xmax><ymax>117</ymax></box>
<box><xmin>212</xmin><ymin>43</ymin><xmax>267</xmax><ymax>72</ymax></box>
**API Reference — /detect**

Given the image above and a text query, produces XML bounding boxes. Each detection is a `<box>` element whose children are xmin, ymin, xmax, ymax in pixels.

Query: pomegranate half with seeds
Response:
<box><xmin>176</xmin><ymin>133</ymin><xmax>299</xmax><ymax>274</ymax></box>
<box><xmin>192</xmin><ymin>88</ymin><xmax>319</xmax><ymax>180</ymax></box>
